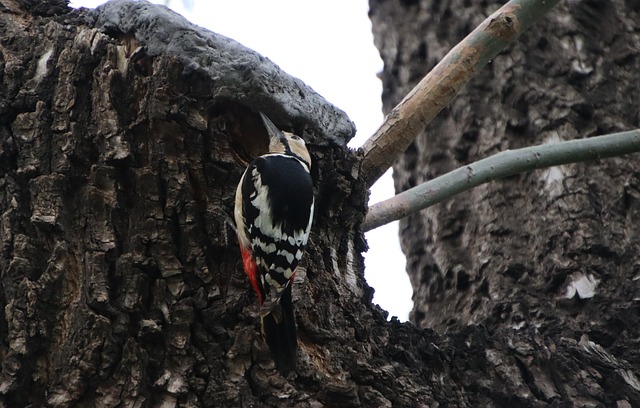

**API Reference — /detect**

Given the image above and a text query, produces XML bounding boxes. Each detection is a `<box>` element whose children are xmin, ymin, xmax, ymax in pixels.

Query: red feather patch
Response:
<box><xmin>240</xmin><ymin>246</ymin><xmax>262</xmax><ymax>305</ymax></box>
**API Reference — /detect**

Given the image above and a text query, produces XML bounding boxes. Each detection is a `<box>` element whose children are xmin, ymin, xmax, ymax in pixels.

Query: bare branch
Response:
<box><xmin>363</xmin><ymin>130</ymin><xmax>640</xmax><ymax>232</ymax></box>
<box><xmin>359</xmin><ymin>0</ymin><xmax>560</xmax><ymax>187</ymax></box>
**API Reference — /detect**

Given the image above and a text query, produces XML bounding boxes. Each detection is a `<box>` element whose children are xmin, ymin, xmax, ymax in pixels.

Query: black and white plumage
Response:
<box><xmin>234</xmin><ymin>112</ymin><xmax>314</xmax><ymax>374</ymax></box>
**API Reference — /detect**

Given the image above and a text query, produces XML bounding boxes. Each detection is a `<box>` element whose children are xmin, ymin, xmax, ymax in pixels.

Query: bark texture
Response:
<box><xmin>2</xmin><ymin>0</ymin><xmax>640</xmax><ymax>407</ymax></box>
<box><xmin>372</xmin><ymin>0</ymin><xmax>640</xmax><ymax>405</ymax></box>
<box><xmin>0</xmin><ymin>1</ymin><xmax>379</xmax><ymax>406</ymax></box>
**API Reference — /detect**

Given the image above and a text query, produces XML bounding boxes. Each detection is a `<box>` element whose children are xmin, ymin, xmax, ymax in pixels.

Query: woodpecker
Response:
<box><xmin>234</xmin><ymin>112</ymin><xmax>314</xmax><ymax>375</ymax></box>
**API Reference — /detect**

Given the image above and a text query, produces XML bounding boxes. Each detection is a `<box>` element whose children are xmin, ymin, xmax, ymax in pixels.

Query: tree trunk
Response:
<box><xmin>371</xmin><ymin>0</ymin><xmax>640</xmax><ymax>404</ymax></box>
<box><xmin>0</xmin><ymin>1</ymin><xmax>372</xmax><ymax>406</ymax></box>
<box><xmin>1</xmin><ymin>0</ymin><xmax>639</xmax><ymax>407</ymax></box>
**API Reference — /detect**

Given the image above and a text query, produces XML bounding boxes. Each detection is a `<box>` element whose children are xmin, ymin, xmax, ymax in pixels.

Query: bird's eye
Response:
<box><xmin>290</xmin><ymin>135</ymin><xmax>301</xmax><ymax>141</ymax></box>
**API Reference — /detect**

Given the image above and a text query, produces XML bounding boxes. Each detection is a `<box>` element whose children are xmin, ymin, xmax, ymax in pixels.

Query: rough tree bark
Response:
<box><xmin>371</xmin><ymin>0</ymin><xmax>640</xmax><ymax>405</ymax></box>
<box><xmin>0</xmin><ymin>1</ymin><xmax>373</xmax><ymax>406</ymax></box>
<box><xmin>0</xmin><ymin>0</ymin><xmax>638</xmax><ymax>407</ymax></box>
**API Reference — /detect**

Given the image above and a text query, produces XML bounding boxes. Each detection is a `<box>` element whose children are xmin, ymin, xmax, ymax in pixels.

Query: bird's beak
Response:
<box><xmin>260</xmin><ymin>112</ymin><xmax>286</xmax><ymax>152</ymax></box>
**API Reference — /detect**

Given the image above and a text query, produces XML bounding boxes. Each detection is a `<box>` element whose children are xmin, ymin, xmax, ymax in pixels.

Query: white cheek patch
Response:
<box><xmin>287</xmin><ymin>140</ymin><xmax>312</xmax><ymax>170</ymax></box>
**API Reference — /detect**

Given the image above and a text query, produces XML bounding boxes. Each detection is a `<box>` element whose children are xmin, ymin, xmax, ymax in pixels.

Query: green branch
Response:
<box><xmin>359</xmin><ymin>0</ymin><xmax>561</xmax><ymax>187</ymax></box>
<box><xmin>363</xmin><ymin>130</ymin><xmax>640</xmax><ymax>232</ymax></box>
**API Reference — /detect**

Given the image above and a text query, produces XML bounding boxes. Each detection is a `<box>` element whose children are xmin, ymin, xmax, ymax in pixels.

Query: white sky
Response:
<box><xmin>70</xmin><ymin>0</ymin><xmax>413</xmax><ymax>320</ymax></box>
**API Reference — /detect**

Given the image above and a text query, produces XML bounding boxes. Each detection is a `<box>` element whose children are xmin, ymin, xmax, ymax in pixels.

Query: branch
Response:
<box><xmin>363</xmin><ymin>130</ymin><xmax>640</xmax><ymax>232</ymax></box>
<box><xmin>359</xmin><ymin>0</ymin><xmax>560</xmax><ymax>187</ymax></box>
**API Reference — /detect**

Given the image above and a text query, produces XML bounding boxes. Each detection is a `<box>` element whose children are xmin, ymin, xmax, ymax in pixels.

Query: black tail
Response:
<box><xmin>262</xmin><ymin>285</ymin><xmax>297</xmax><ymax>375</ymax></box>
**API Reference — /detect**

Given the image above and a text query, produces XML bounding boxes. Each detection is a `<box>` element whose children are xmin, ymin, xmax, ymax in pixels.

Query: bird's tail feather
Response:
<box><xmin>261</xmin><ymin>284</ymin><xmax>297</xmax><ymax>375</ymax></box>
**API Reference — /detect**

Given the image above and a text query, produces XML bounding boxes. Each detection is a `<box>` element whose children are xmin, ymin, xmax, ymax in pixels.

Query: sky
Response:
<box><xmin>70</xmin><ymin>0</ymin><xmax>413</xmax><ymax>320</ymax></box>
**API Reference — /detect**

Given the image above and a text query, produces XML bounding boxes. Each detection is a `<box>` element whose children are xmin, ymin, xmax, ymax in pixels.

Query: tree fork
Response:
<box><xmin>360</xmin><ymin>0</ymin><xmax>560</xmax><ymax>186</ymax></box>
